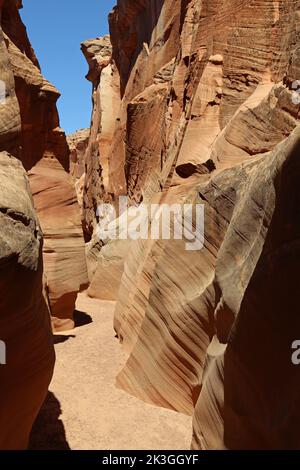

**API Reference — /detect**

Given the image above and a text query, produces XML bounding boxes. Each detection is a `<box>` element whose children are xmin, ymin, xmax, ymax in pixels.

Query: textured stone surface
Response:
<box><xmin>0</xmin><ymin>151</ymin><xmax>55</xmax><ymax>450</ymax></box>
<box><xmin>0</xmin><ymin>0</ymin><xmax>88</xmax><ymax>330</ymax></box>
<box><xmin>191</xmin><ymin>127</ymin><xmax>300</xmax><ymax>450</ymax></box>
<box><xmin>28</xmin><ymin>156</ymin><xmax>88</xmax><ymax>331</ymax></box>
<box><xmin>67</xmin><ymin>128</ymin><xmax>90</xmax><ymax>222</ymax></box>
<box><xmin>81</xmin><ymin>35</ymin><xmax>121</xmax><ymax>239</ymax></box>
<box><xmin>29</xmin><ymin>294</ymin><xmax>191</xmax><ymax>450</ymax></box>
<box><xmin>82</xmin><ymin>0</ymin><xmax>300</xmax><ymax>449</ymax></box>
<box><xmin>67</xmin><ymin>128</ymin><xmax>89</xmax><ymax>181</ymax></box>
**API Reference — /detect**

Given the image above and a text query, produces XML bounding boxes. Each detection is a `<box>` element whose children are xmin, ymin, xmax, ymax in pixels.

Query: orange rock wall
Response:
<box><xmin>0</xmin><ymin>0</ymin><xmax>88</xmax><ymax>330</ymax></box>
<box><xmin>83</xmin><ymin>0</ymin><xmax>300</xmax><ymax>449</ymax></box>
<box><xmin>0</xmin><ymin>152</ymin><xmax>55</xmax><ymax>450</ymax></box>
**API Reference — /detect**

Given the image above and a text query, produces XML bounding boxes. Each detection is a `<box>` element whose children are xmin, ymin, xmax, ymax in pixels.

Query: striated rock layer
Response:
<box><xmin>68</xmin><ymin>128</ymin><xmax>90</xmax><ymax>181</ymax></box>
<box><xmin>0</xmin><ymin>151</ymin><xmax>55</xmax><ymax>449</ymax></box>
<box><xmin>191</xmin><ymin>126</ymin><xmax>300</xmax><ymax>450</ymax></box>
<box><xmin>83</xmin><ymin>0</ymin><xmax>300</xmax><ymax>449</ymax></box>
<box><xmin>0</xmin><ymin>0</ymin><xmax>88</xmax><ymax>330</ymax></box>
<box><xmin>81</xmin><ymin>34</ymin><xmax>121</xmax><ymax>239</ymax></box>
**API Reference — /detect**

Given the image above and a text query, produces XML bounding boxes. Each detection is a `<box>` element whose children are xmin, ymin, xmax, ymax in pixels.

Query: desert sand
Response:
<box><xmin>30</xmin><ymin>293</ymin><xmax>192</xmax><ymax>450</ymax></box>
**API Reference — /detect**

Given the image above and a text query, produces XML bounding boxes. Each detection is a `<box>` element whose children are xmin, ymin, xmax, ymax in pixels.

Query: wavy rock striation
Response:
<box><xmin>82</xmin><ymin>0</ymin><xmax>300</xmax><ymax>449</ymax></box>
<box><xmin>0</xmin><ymin>151</ymin><xmax>55</xmax><ymax>449</ymax></box>
<box><xmin>0</xmin><ymin>0</ymin><xmax>88</xmax><ymax>331</ymax></box>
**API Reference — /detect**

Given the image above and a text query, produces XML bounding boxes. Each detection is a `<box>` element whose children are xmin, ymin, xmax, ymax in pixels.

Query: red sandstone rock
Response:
<box><xmin>28</xmin><ymin>156</ymin><xmax>88</xmax><ymax>331</ymax></box>
<box><xmin>67</xmin><ymin>128</ymin><xmax>89</xmax><ymax>181</ymax></box>
<box><xmin>0</xmin><ymin>151</ymin><xmax>55</xmax><ymax>449</ymax></box>
<box><xmin>67</xmin><ymin>128</ymin><xmax>90</xmax><ymax>223</ymax></box>
<box><xmin>83</xmin><ymin>0</ymin><xmax>300</xmax><ymax>449</ymax></box>
<box><xmin>81</xmin><ymin>35</ymin><xmax>121</xmax><ymax>239</ymax></box>
<box><xmin>1</xmin><ymin>0</ymin><xmax>88</xmax><ymax>331</ymax></box>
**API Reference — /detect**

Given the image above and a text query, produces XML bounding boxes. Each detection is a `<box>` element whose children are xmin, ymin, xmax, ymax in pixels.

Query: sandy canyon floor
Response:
<box><xmin>29</xmin><ymin>293</ymin><xmax>192</xmax><ymax>450</ymax></box>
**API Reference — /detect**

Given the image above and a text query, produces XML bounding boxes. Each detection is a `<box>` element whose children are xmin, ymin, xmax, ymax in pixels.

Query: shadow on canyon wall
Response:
<box><xmin>29</xmin><ymin>392</ymin><xmax>70</xmax><ymax>450</ymax></box>
<box><xmin>223</xmin><ymin>137</ymin><xmax>300</xmax><ymax>450</ymax></box>
<box><xmin>74</xmin><ymin>310</ymin><xmax>93</xmax><ymax>328</ymax></box>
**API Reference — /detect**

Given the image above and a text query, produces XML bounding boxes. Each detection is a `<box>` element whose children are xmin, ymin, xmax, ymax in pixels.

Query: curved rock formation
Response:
<box><xmin>0</xmin><ymin>0</ymin><xmax>88</xmax><ymax>331</ymax></box>
<box><xmin>81</xmin><ymin>35</ymin><xmax>121</xmax><ymax>239</ymax></box>
<box><xmin>67</xmin><ymin>128</ymin><xmax>90</xmax><ymax>219</ymax></box>
<box><xmin>0</xmin><ymin>151</ymin><xmax>55</xmax><ymax>450</ymax></box>
<box><xmin>82</xmin><ymin>0</ymin><xmax>300</xmax><ymax>449</ymax></box>
<box><xmin>68</xmin><ymin>128</ymin><xmax>89</xmax><ymax>181</ymax></box>
<box><xmin>29</xmin><ymin>157</ymin><xmax>88</xmax><ymax>332</ymax></box>
<box><xmin>192</xmin><ymin>126</ymin><xmax>300</xmax><ymax>450</ymax></box>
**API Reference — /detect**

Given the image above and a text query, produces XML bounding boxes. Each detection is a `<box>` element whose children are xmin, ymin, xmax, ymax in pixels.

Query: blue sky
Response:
<box><xmin>20</xmin><ymin>0</ymin><xmax>116</xmax><ymax>135</ymax></box>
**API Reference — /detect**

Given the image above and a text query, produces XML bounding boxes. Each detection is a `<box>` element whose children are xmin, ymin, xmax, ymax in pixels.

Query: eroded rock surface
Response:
<box><xmin>0</xmin><ymin>0</ymin><xmax>88</xmax><ymax>330</ymax></box>
<box><xmin>0</xmin><ymin>151</ymin><xmax>55</xmax><ymax>450</ymax></box>
<box><xmin>68</xmin><ymin>128</ymin><xmax>89</xmax><ymax>180</ymax></box>
<box><xmin>67</xmin><ymin>128</ymin><xmax>90</xmax><ymax>218</ymax></box>
<box><xmin>81</xmin><ymin>35</ymin><xmax>121</xmax><ymax>239</ymax></box>
<box><xmin>82</xmin><ymin>0</ymin><xmax>300</xmax><ymax>449</ymax></box>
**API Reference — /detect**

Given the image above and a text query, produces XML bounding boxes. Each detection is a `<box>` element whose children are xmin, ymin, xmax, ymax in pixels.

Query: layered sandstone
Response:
<box><xmin>0</xmin><ymin>0</ymin><xmax>88</xmax><ymax>330</ymax></box>
<box><xmin>81</xmin><ymin>35</ymin><xmax>121</xmax><ymax>239</ymax></box>
<box><xmin>191</xmin><ymin>126</ymin><xmax>300</xmax><ymax>450</ymax></box>
<box><xmin>0</xmin><ymin>151</ymin><xmax>55</xmax><ymax>449</ymax></box>
<box><xmin>28</xmin><ymin>157</ymin><xmax>88</xmax><ymax>331</ymax></box>
<box><xmin>67</xmin><ymin>128</ymin><xmax>90</xmax><ymax>217</ymax></box>
<box><xmin>80</xmin><ymin>34</ymin><xmax>125</xmax><ymax>298</ymax></box>
<box><xmin>68</xmin><ymin>128</ymin><xmax>89</xmax><ymax>180</ymax></box>
<box><xmin>83</xmin><ymin>0</ymin><xmax>300</xmax><ymax>449</ymax></box>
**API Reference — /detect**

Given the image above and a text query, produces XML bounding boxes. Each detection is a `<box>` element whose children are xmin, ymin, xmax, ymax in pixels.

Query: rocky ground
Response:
<box><xmin>29</xmin><ymin>293</ymin><xmax>192</xmax><ymax>450</ymax></box>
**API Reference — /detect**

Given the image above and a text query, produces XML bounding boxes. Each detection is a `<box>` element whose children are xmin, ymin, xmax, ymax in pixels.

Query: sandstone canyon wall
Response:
<box><xmin>83</xmin><ymin>0</ymin><xmax>300</xmax><ymax>449</ymax></box>
<box><xmin>67</xmin><ymin>128</ymin><xmax>89</xmax><ymax>214</ymax></box>
<box><xmin>0</xmin><ymin>152</ymin><xmax>55</xmax><ymax>450</ymax></box>
<box><xmin>81</xmin><ymin>34</ymin><xmax>126</xmax><ymax>300</ymax></box>
<box><xmin>0</xmin><ymin>0</ymin><xmax>88</xmax><ymax>331</ymax></box>
<box><xmin>0</xmin><ymin>0</ymin><xmax>89</xmax><ymax>448</ymax></box>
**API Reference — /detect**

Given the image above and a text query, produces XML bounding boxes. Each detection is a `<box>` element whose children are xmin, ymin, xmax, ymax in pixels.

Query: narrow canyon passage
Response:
<box><xmin>2</xmin><ymin>0</ymin><xmax>300</xmax><ymax>452</ymax></box>
<box><xmin>29</xmin><ymin>293</ymin><xmax>192</xmax><ymax>450</ymax></box>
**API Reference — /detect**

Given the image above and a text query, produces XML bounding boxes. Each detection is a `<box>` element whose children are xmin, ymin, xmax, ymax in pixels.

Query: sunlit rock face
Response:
<box><xmin>0</xmin><ymin>151</ymin><xmax>55</xmax><ymax>450</ymax></box>
<box><xmin>0</xmin><ymin>0</ymin><xmax>88</xmax><ymax>331</ymax></box>
<box><xmin>80</xmin><ymin>34</ymin><xmax>125</xmax><ymax>298</ymax></box>
<box><xmin>67</xmin><ymin>128</ymin><xmax>90</xmax><ymax>219</ymax></box>
<box><xmin>68</xmin><ymin>128</ymin><xmax>90</xmax><ymax>181</ymax></box>
<box><xmin>81</xmin><ymin>35</ymin><xmax>121</xmax><ymax>239</ymax></box>
<box><xmin>191</xmin><ymin>127</ymin><xmax>300</xmax><ymax>450</ymax></box>
<box><xmin>82</xmin><ymin>0</ymin><xmax>300</xmax><ymax>449</ymax></box>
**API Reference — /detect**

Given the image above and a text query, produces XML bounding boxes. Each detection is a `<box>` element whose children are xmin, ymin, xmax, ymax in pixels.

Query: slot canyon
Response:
<box><xmin>0</xmin><ymin>0</ymin><xmax>300</xmax><ymax>451</ymax></box>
